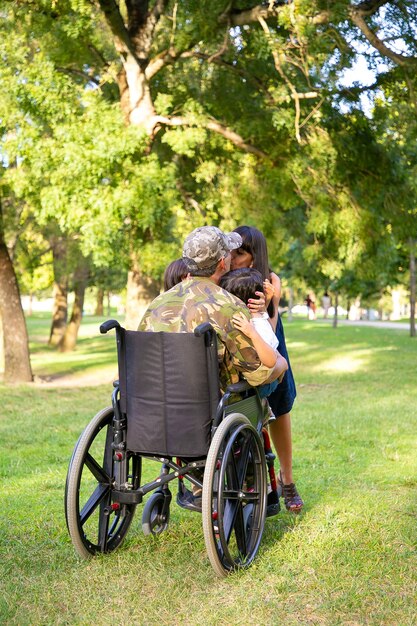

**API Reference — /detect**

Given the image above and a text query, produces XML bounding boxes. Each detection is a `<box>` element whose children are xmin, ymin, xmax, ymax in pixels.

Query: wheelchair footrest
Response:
<box><xmin>266</xmin><ymin>489</ymin><xmax>280</xmax><ymax>517</ymax></box>
<box><xmin>176</xmin><ymin>485</ymin><xmax>202</xmax><ymax>513</ymax></box>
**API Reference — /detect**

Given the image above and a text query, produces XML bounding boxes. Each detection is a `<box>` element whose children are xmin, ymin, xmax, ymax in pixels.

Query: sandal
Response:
<box><xmin>278</xmin><ymin>472</ymin><xmax>304</xmax><ymax>513</ymax></box>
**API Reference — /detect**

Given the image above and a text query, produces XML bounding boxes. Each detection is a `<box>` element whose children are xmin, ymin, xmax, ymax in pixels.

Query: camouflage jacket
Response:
<box><xmin>138</xmin><ymin>276</ymin><xmax>275</xmax><ymax>390</ymax></box>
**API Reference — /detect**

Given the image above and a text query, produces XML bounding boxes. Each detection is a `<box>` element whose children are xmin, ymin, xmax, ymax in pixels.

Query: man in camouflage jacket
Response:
<box><xmin>138</xmin><ymin>226</ymin><xmax>287</xmax><ymax>391</ymax></box>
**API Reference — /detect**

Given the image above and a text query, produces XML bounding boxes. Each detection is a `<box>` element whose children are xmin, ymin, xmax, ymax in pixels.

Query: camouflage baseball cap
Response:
<box><xmin>182</xmin><ymin>226</ymin><xmax>242</xmax><ymax>271</ymax></box>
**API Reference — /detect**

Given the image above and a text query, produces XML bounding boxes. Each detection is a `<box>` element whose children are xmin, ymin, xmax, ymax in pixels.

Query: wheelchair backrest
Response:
<box><xmin>116</xmin><ymin>325</ymin><xmax>220</xmax><ymax>458</ymax></box>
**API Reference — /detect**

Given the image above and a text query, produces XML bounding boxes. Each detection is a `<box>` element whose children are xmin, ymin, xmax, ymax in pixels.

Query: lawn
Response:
<box><xmin>0</xmin><ymin>315</ymin><xmax>416</xmax><ymax>625</ymax></box>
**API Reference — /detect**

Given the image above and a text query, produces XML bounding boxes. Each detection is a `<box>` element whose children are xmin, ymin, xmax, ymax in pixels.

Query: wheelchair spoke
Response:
<box><xmin>233</xmin><ymin>430</ymin><xmax>253</xmax><ymax>487</ymax></box>
<box><xmin>85</xmin><ymin>452</ymin><xmax>111</xmax><ymax>484</ymax></box>
<box><xmin>80</xmin><ymin>483</ymin><xmax>110</xmax><ymax>526</ymax></box>
<box><xmin>222</xmin><ymin>499</ymin><xmax>243</xmax><ymax>546</ymax></box>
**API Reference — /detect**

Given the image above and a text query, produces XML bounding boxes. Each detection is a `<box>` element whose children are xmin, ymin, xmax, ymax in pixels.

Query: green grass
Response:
<box><xmin>26</xmin><ymin>313</ymin><xmax>119</xmax><ymax>382</ymax></box>
<box><xmin>0</xmin><ymin>316</ymin><xmax>416</xmax><ymax>625</ymax></box>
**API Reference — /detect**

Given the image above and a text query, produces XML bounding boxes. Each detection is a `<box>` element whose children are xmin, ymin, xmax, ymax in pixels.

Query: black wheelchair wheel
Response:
<box><xmin>202</xmin><ymin>413</ymin><xmax>267</xmax><ymax>577</ymax></box>
<box><xmin>65</xmin><ymin>407</ymin><xmax>140</xmax><ymax>558</ymax></box>
<box><xmin>142</xmin><ymin>491</ymin><xmax>171</xmax><ymax>536</ymax></box>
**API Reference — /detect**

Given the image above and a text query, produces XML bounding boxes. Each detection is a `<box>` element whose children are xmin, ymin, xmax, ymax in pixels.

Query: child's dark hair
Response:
<box><xmin>163</xmin><ymin>258</ymin><xmax>188</xmax><ymax>291</ymax></box>
<box><xmin>220</xmin><ymin>268</ymin><xmax>264</xmax><ymax>304</ymax></box>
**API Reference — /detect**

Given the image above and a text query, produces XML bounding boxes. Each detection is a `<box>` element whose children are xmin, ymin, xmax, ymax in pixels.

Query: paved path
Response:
<box><xmin>313</xmin><ymin>319</ymin><xmax>410</xmax><ymax>330</ymax></box>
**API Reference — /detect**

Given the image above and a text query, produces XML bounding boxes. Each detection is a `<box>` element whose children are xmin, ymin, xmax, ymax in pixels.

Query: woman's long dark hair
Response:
<box><xmin>234</xmin><ymin>225</ymin><xmax>274</xmax><ymax>318</ymax></box>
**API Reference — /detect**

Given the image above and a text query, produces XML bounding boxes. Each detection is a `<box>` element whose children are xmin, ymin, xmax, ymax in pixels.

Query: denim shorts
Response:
<box><xmin>267</xmin><ymin>315</ymin><xmax>297</xmax><ymax>417</ymax></box>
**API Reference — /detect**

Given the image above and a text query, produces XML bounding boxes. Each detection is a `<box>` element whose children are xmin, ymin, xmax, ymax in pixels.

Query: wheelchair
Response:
<box><xmin>65</xmin><ymin>320</ymin><xmax>280</xmax><ymax>577</ymax></box>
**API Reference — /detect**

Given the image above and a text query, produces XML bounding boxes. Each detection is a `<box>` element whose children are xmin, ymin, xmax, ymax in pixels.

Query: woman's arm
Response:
<box><xmin>232</xmin><ymin>312</ymin><xmax>277</xmax><ymax>367</ymax></box>
<box><xmin>268</xmin><ymin>272</ymin><xmax>281</xmax><ymax>330</ymax></box>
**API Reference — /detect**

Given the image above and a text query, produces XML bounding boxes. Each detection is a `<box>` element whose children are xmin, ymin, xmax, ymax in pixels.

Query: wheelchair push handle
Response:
<box><xmin>194</xmin><ymin>322</ymin><xmax>216</xmax><ymax>347</ymax></box>
<box><xmin>100</xmin><ymin>319</ymin><xmax>121</xmax><ymax>334</ymax></box>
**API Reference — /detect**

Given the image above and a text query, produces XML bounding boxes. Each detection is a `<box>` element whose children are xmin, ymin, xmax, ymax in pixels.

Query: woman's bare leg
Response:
<box><xmin>269</xmin><ymin>411</ymin><xmax>293</xmax><ymax>484</ymax></box>
<box><xmin>269</xmin><ymin>411</ymin><xmax>303</xmax><ymax>511</ymax></box>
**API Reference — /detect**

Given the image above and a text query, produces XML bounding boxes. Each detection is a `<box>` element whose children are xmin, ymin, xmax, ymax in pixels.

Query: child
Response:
<box><xmin>163</xmin><ymin>258</ymin><xmax>188</xmax><ymax>291</ymax></box>
<box><xmin>220</xmin><ymin>268</ymin><xmax>281</xmax><ymax>420</ymax></box>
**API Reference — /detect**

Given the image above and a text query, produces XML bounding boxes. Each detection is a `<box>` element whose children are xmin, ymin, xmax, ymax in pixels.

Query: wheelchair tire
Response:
<box><xmin>65</xmin><ymin>407</ymin><xmax>139</xmax><ymax>558</ymax></box>
<box><xmin>142</xmin><ymin>491</ymin><xmax>170</xmax><ymax>536</ymax></box>
<box><xmin>202</xmin><ymin>413</ymin><xmax>267</xmax><ymax>577</ymax></box>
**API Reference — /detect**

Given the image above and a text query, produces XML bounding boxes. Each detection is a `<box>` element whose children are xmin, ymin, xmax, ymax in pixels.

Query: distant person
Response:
<box><xmin>305</xmin><ymin>294</ymin><xmax>316</xmax><ymax>320</ymax></box>
<box><xmin>322</xmin><ymin>291</ymin><xmax>331</xmax><ymax>318</ymax></box>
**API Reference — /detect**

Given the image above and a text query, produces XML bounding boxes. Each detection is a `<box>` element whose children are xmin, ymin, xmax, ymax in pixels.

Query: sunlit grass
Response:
<box><xmin>0</xmin><ymin>316</ymin><xmax>416</xmax><ymax>624</ymax></box>
<box><xmin>26</xmin><ymin>313</ymin><xmax>118</xmax><ymax>382</ymax></box>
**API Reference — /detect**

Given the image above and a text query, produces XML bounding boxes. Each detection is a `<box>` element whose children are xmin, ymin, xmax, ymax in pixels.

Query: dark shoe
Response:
<box><xmin>266</xmin><ymin>488</ymin><xmax>280</xmax><ymax>517</ymax></box>
<box><xmin>278</xmin><ymin>472</ymin><xmax>303</xmax><ymax>513</ymax></box>
<box><xmin>176</xmin><ymin>485</ymin><xmax>202</xmax><ymax>513</ymax></box>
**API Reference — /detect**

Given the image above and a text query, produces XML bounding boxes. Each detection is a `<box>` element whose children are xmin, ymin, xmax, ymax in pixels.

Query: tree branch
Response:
<box><xmin>175</xmin><ymin>50</ymin><xmax>277</xmax><ymax>105</ymax></box>
<box><xmin>219</xmin><ymin>4</ymin><xmax>330</xmax><ymax>27</ymax></box>
<box><xmin>145</xmin><ymin>42</ymin><xmax>196</xmax><ymax>80</ymax></box>
<box><xmin>349</xmin><ymin>6</ymin><xmax>417</xmax><ymax>67</ymax></box>
<box><xmin>125</xmin><ymin>0</ymin><xmax>169</xmax><ymax>61</ymax></box>
<box><xmin>97</xmin><ymin>0</ymin><xmax>137</xmax><ymax>58</ymax></box>
<box><xmin>153</xmin><ymin>115</ymin><xmax>269</xmax><ymax>159</ymax></box>
<box><xmin>219</xmin><ymin>0</ymin><xmax>393</xmax><ymax>27</ymax></box>
<box><xmin>56</xmin><ymin>67</ymin><xmax>100</xmax><ymax>85</ymax></box>
<box><xmin>353</xmin><ymin>0</ymin><xmax>391</xmax><ymax>17</ymax></box>
<box><xmin>258</xmin><ymin>16</ymin><xmax>302</xmax><ymax>143</ymax></box>
<box><xmin>176</xmin><ymin>178</ymin><xmax>207</xmax><ymax>217</ymax></box>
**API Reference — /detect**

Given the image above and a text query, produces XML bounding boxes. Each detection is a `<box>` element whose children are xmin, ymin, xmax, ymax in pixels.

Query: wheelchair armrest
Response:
<box><xmin>225</xmin><ymin>380</ymin><xmax>252</xmax><ymax>395</ymax></box>
<box><xmin>100</xmin><ymin>319</ymin><xmax>121</xmax><ymax>334</ymax></box>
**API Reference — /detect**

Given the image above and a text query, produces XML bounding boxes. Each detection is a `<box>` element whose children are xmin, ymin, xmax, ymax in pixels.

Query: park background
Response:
<box><xmin>0</xmin><ymin>1</ymin><xmax>416</xmax><ymax>624</ymax></box>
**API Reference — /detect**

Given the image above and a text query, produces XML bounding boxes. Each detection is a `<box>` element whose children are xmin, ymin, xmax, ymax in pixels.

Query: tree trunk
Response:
<box><xmin>410</xmin><ymin>237</ymin><xmax>416</xmax><ymax>338</ymax></box>
<box><xmin>125</xmin><ymin>252</ymin><xmax>160</xmax><ymax>330</ymax></box>
<box><xmin>0</xmin><ymin>314</ymin><xmax>4</xmax><ymax>374</ymax></box>
<box><xmin>122</xmin><ymin>56</ymin><xmax>156</xmax><ymax>132</ymax></box>
<box><xmin>49</xmin><ymin>239</ymin><xmax>68</xmax><ymax>345</ymax></box>
<box><xmin>0</xmin><ymin>240</ymin><xmax>33</xmax><ymax>382</ymax></box>
<box><xmin>107</xmin><ymin>291</ymin><xmax>111</xmax><ymax>316</ymax></box>
<box><xmin>58</xmin><ymin>264</ymin><xmax>88</xmax><ymax>352</ymax></box>
<box><xmin>333</xmin><ymin>291</ymin><xmax>339</xmax><ymax>328</ymax></box>
<box><xmin>95</xmin><ymin>288</ymin><xmax>104</xmax><ymax>316</ymax></box>
<box><xmin>49</xmin><ymin>281</ymin><xmax>68</xmax><ymax>345</ymax></box>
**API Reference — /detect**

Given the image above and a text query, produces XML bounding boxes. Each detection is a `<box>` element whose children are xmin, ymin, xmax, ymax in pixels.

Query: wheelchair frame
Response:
<box><xmin>65</xmin><ymin>320</ymin><xmax>279</xmax><ymax>577</ymax></box>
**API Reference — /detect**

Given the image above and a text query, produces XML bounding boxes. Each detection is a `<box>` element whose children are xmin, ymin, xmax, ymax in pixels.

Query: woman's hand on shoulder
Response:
<box><xmin>270</xmin><ymin>272</ymin><xmax>281</xmax><ymax>304</ymax></box>
<box><xmin>247</xmin><ymin>290</ymin><xmax>266</xmax><ymax>314</ymax></box>
<box><xmin>263</xmin><ymin>279</ymin><xmax>275</xmax><ymax>307</ymax></box>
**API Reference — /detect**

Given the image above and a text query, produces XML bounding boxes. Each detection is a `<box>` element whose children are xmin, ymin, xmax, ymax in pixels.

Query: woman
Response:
<box><xmin>232</xmin><ymin>225</ymin><xmax>303</xmax><ymax>513</ymax></box>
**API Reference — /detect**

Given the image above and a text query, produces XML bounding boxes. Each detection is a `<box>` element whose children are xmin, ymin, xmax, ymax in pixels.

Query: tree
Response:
<box><xmin>0</xmin><ymin>195</ymin><xmax>33</xmax><ymax>382</ymax></box>
<box><xmin>3</xmin><ymin>0</ymin><xmax>417</xmax><ymax>335</ymax></box>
